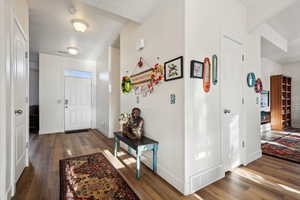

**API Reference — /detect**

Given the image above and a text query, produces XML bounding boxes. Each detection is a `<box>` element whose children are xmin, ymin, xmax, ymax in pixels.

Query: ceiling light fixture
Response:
<box><xmin>67</xmin><ymin>47</ymin><xmax>79</xmax><ymax>55</ymax></box>
<box><xmin>71</xmin><ymin>19</ymin><xmax>89</xmax><ymax>32</ymax></box>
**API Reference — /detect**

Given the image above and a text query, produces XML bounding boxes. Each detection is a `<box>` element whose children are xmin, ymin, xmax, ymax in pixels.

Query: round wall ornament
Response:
<box><xmin>247</xmin><ymin>72</ymin><xmax>256</xmax><ymax>87</ymax></box>
<box><xmin>255</xmin><ymin>78</ymin><xmax>263</xmax><ymax>93</ymax></box>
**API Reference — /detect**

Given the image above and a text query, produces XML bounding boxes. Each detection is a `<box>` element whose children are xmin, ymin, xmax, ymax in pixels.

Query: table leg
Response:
<box><xmin>136</xmin><ymin>147</ymin><xmax>141</xmax><ymax>179</ymax></box>
<box><xmin>153</xmin><ymin>144</ymin><xmax>158</xmax><ymax>173</ymax></box>
<box><xmin>114</xmin><ymin>137</ymin><xmax>120</xmax><ymax>157</ymax></box>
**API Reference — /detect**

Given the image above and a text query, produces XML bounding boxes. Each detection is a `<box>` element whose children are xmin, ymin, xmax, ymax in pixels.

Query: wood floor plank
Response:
<box><xmin>12</xmin><ymin>130</ymin><xmax>300</xmax><ymax>200</ymax></box>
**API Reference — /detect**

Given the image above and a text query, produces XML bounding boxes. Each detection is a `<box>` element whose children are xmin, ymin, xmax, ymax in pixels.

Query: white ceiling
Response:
<box><xmin>263</xmin><ymin>1</ymin><xmax>300</xmax><ymax>64</ymax></box>
<box><xmin>28</xmin><ymin>0</ymin><xmax>130</xmax><ymax>62</ymax></box>
<box><xmin>79</xmin><ymin>0</ymin><xmax>159</xmax><ymax>23</ymax></box>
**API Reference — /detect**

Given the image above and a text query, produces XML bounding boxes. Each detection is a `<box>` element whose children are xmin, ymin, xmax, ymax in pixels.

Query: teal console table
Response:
<box><xmin>113</xmin><ymin>132</ymin><xmax>158</xmax><ymax>179</ymax></box>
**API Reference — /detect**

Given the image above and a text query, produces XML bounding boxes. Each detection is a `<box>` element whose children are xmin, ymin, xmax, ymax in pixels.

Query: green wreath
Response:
<box><xmin>122</xmin><ymin>76</ymin><xmax>132</xmax><ymax>94</ymax></box>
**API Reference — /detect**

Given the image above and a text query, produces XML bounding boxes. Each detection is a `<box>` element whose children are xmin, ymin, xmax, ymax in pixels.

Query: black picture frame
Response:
<box><xmin>190</xmin><ymin>60</ymin><xmax>203</xmax><ymax>79</ymax></box>
<box><xmin>164</xmin><ymin>56</ymin><xmax>184</xmax><ymax>81</ymax></box>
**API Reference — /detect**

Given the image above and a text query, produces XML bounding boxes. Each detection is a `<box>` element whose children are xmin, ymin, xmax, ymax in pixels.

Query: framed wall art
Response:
<box><xmin>212</xmin><ymin>55</ymin><xmax>218</xmax><ymax>85</ymax></box>
<box><xmin>190</xmin><ymin>60</ymin><xmax>203</xmax><ymax>79</ymax></box>
<box><xmin>164</xmin><ymin>56</ymin><xmax>183</xmax><ymax>81</ymax></box>
<box><xmin>203</xmin><ymin>57</ymin><xmax>211</xmax><ymax>93</ymax></box>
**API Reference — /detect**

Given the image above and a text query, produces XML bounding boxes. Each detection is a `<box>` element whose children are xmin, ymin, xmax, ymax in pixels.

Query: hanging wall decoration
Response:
<box><xmin>164</xmin><ymin>56</ymin><xmax>183</xmax><ymax>81</ymax></box>
<box><xmin>247</xmin><ymin>72</ymin><xmax>256</xmax><ymax>87</ymax></box>
<box><xmin>255</xmin><ymin>78</ymin><xmax>263</xmax><ymax>93</ymax></box>
<box><xmin>203</xmin><ymin>57</ymin><xmax>211</xmax><ymax>93</ymax></box>
<box><xmin>212</xmin><ymin>55</ymin><xmax>218</xmax><ymax>85</ymax></box>
<box><xmin>137</xmin><ymin>57</ymin><xmax>144</xmax><ymax>68</ymax></box>
<box><xmin>121</xmin><ymin>76</ymin><xmax>133</xmax><ymax>94</ymax></box>
<box><xmin>190</xmin><ymin>60</ymin><xmax>203</xmax><ymax>79</ymax></box>
<box><xmin>147</xmin><ymin>64</ymin><xmax>164</xmax><ymax>93</ymax></box>
<box><xmin>128</xmin><ymin>57</ymin><xmax>164</xmax><ymax>97</ymax></box>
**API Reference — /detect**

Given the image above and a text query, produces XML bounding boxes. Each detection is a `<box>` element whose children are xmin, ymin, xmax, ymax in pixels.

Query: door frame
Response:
<box><xmin>63</xmin><ymin>75</ymin><xmax>93</xmax><ymax>132</ymax></box>
<box><xmin>10</xmin><ymin>15</ymin><xmax>29</xmax><ymax>196</ymax></box>
<box><xmin>220</xmin><ymin>34</ymin><xmax>246</xmax><ymax>173</ymax></box>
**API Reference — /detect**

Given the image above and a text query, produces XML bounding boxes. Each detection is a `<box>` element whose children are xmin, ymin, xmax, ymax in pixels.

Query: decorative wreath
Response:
<box><xmin>122</xmin><ymin>76</ymin><xmax>132</xmax><ymax>94</ymax></box>
<box><xmin>255</xmin><ymin>78</ymin><xmax>263</xmax><ymax>93</ymax></box>
<box><xmin>147</xmin><ymin>64</ymin><xmax>164</xmax><ymax>93</ymax></box>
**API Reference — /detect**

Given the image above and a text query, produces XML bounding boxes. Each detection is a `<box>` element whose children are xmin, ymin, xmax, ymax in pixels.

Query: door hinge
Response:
<box><xmin>242</xmin><ymin>97</ymin><xmax>245</xmax><ymax>104</ymax></box>
<box><xmin>26</xmin><ymin>141</ymin><xmax>29</xmax><ymax>149</ymax></box>
<box><xmin>242</xmin><ymin>55</ymin><xmax>245</xmax><ymax>62</ymax></box>
<box><xmin>242</xmin><ymin>141</ymin><xmax>245</xmax><ymax>148</ymax></box>
<box><xmin>25</xmin><ymin>52</ymin><xmax>28</xmax><ymax>59</ymax></box>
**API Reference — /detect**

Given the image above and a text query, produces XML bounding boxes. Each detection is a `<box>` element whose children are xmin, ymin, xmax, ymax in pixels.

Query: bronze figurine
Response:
<box><xmin>123</xmin><ymin>108</ymin><xmax>144</xmax><ymax>140</ymax></box>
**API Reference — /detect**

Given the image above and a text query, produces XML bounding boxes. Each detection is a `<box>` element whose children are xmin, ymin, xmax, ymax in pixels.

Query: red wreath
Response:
<box><xmin>255</xmin><ymin>78</ymin><xmax>263</xmax><ymax>93</ymax></box>
<box><xmin>147</xmin><ymin>64</ymin><xmax>163</xmax><ymax>93</ymax></box>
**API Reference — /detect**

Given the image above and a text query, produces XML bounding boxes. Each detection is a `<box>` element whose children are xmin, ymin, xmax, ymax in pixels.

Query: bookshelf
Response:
<box><xmin>271</xmin><ymin>75</ymin><xmax>292</xmax><ymax>131</ymax></box>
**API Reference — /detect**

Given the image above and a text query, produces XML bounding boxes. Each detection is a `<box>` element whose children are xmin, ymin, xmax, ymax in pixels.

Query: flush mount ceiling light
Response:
<box><xmin>71</xmin><ymin>19</ymin><xmax>89</xmax><ymax>32</ymax></box>
<box><xmin>67</xmin><ymin>47</ymin><xmax>79</xmax><ymax>55</ymax></box>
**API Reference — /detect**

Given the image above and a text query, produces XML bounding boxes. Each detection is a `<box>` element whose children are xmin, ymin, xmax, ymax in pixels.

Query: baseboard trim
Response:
<box><xmin>246</xmin><ymin>150</ymin><xmax>262</xmax><ymax>165</ymax></box>
<box><xmin>189</xmin><ymin>165</ymin><xmax>224</xmax><ymax>194</ymax></box>
<box><xmin>141</xmin><ymin>154</ymin><xmax>185</xmax><ymax>194</ymax></box>
<box><xmin>39</xmin><ymin>130</ymin><xmax>64</xmax><ymax>135</ymax></box>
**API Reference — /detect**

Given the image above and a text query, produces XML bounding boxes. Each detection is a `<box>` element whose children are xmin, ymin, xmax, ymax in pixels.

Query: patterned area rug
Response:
<box><xmin>262</xmin><ymin>131</ymin><xmax>300</xmax><ymax>163</ymax></box>
<box><xmin>60</xmin><ymin>153</ymin><xmax>140</xmax><ymax>200</ymax></box>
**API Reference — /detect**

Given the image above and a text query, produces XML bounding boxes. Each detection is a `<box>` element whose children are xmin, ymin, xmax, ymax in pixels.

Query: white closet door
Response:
<box><xmin>13</xmin><ymin>22</ymin><xmax>28</xmax><ymax>182</ymax></box>
<box><xmin>221</xmin><ymin>36</ymin><xmax>244</xmax><ymax>172</ymax></box>
<box><xmin>64</xmin><ymin>77</ymin><xmax>92</xmax><ymax>131</ymax></box>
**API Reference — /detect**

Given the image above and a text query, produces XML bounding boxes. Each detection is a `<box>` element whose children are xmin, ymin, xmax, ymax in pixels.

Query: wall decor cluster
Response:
<box><xmin>190</xmin><ymin>55</ymin><xmax>218</xmax><ymax>93</ymax></box>
<box><xmin>190</xmin><ymin>60</ymin><xmax>203</xmax><ymax>79</ymax></box>
<box><xmin>164</xmin><ymin>56</ymin><xmax>183</xmax><ymax>81</ymax></box>
<box><xmin>247</xmin><ymin>72</ymin><xmax>256</xmax><ymax>87</ymax></box>
<box><xmin>129</xmin><ymin>58</ymin><xmax>164</xmax><ymax>97</ymax></box>
<box><xmin>255</xmin><ymin>78</ymin><xmax>263</xmax><ymax>93</ymax></box>
<box><xmin>212</xmin><ymin>55</ymin><xmax>218</xmax><ymax>85</ymax></box>
<box><xmin>203</xmin><ymin>57</ymin><xmax>211</xmax><ymax>93</ymax></box>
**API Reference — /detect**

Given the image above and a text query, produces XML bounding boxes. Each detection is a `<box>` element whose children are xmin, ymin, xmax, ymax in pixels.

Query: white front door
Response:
<box><xmin>221</xmin><ymin>36</ymin><xmax>244</xmax><ymax>172</ymax></box>
<box><xmin>13</xmin><ymin>22</ymin><xmax>28</xmax><ymax>182</ymax></box>
<box><xmin>65</xmin><ymin>77</ymin><xmax>92</xmax><ymax>131</ymax></box>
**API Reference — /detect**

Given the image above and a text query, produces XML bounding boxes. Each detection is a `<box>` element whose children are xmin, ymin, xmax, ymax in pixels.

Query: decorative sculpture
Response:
<box><xmin>123</xmin><ymin>108</ymin><xmax>144</xmax><ymax>140</ymax></box>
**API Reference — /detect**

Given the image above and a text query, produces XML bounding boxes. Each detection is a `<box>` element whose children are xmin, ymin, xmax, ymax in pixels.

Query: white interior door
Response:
<box><xmin>221</xmin><ymin>36</ymin><xmax>244</xmax><ymax>172</ymax></box>
<box><xmin>65</xmin><ymin>77</ymin><xmax>92</xmax><ymax>131</ymax></box>
<box><xmin>13</xmin><ymin>23</ymin><xmax>28</xmax><ymax>182</ymax></box>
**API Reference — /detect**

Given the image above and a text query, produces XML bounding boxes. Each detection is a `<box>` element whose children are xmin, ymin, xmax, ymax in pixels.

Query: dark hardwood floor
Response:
<box><xmin>13</xmin><ymin>130</ymin><xmax>300</xmax><ymax>200</ymax></box>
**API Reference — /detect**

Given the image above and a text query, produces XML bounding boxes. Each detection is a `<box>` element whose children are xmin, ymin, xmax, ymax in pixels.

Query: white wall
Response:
<box><xmin>109</xmin><ymin>47</ymin><xmax>121</xmax><ymax>137</ymax></box>
<box><xmin>185</xmin><ymin>0</ymin><xmax>262</xmax><ymax>194</ymax></box>
<box><xmin>282</xmin><ymin>62</ymin><xmax>300</xmax><ymax>128</ymax></box>
<box><xmin>96</xmin><ymin>47</ymin><xmax>121</xmax><ymax>138</ymax></box>
<box><xmin>39</xmin><ymin>53</ymin><xmax>97</xmax><ymax>134</ymax></box>
<box><xmin>96</xmin><ymin>48</ymin><xmax>110</xmax><ymax>135</ymax></box>
<box><xmin>29</xmin><ymin>61</ymin><xmax>39</xmax><ymax>105</ymax></box>
<box><xmin>120</xmin><ymin>0</ymin><xmax>185</xmax><ymax>193</ymax></box>
<box><xmin>261</xmin><ymin>57</ymin><xmax>283</xmax><ymax>92</ymax></box>
<box><xmin>12</xmin><ymin>0</ymin><xmax>29</xmax><ymax>38</ymax></box>
<box><xmin>0</xmin><ymin>1</ymin><xmax>7</xmax><ymax>198</ymax></box>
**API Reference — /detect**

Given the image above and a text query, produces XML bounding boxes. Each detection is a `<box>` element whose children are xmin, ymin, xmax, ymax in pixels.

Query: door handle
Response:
<box><xmin>15</xmin><ymin>109</ymin><xmax>23</xmax><ymax>115</ymax></box>
<box><xmin>65</xmin><ymin>99</ymin><xmax>69</xmax><ymax>105</ymax></box>
<box><xmin>224</xmin><ymin>109</ymin><xmax>231</xmax><ymax>114</ymax></box>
